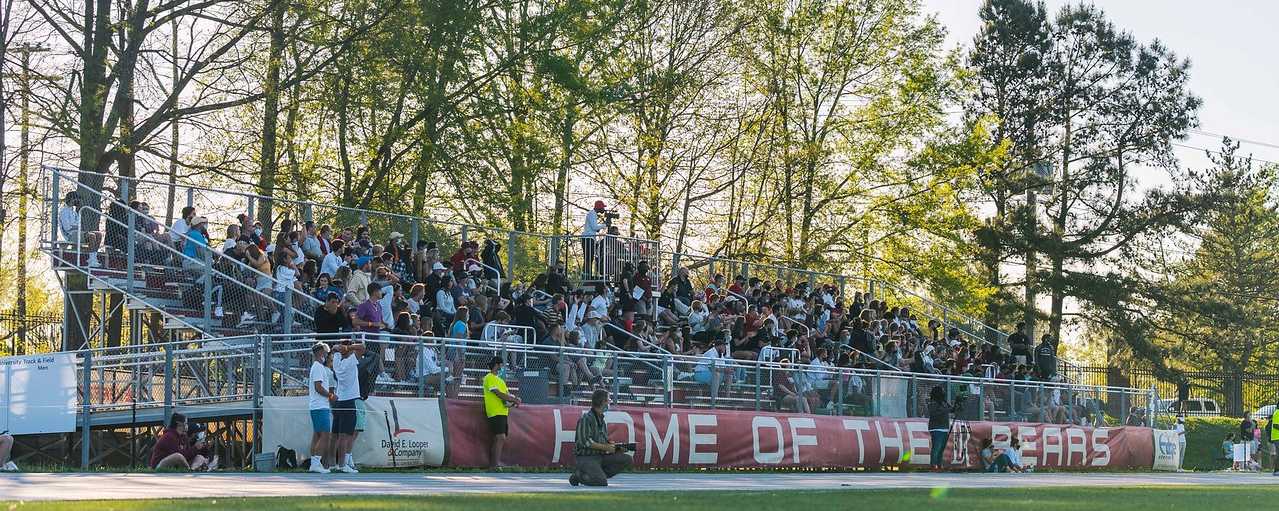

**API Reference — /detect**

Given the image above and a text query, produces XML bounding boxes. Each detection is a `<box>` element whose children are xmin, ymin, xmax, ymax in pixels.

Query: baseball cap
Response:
<box><xmin>594</xmin><ymin>200</ymin><xmax>606</xmax><ymax>210</ymax></box>
<box><xmin>432</xmin><ymin>262</ymin><xmax>446</xmax><ymax>271</ymax></box>
<box><xmin>355</xmin><ymin>256</ymin><xmax>372</xmax><ymax>267</ymax></box>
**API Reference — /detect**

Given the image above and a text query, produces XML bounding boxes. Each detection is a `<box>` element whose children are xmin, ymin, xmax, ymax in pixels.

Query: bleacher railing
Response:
<box><xmin>70</xmin><ymin>332</ymin><xmax>1156</xmax><ymax>428</ymax></box>
<box><xmin>42</xmin><ymin>168</ymin><xmax>322</xmax><ymax>337</ymax></box>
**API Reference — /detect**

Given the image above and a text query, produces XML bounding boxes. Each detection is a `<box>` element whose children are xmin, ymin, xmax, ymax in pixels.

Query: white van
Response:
<box><xmin>1156</xmin><ymin>397</ymin><xmax>1222</xmax><ymax>417</ymax></box>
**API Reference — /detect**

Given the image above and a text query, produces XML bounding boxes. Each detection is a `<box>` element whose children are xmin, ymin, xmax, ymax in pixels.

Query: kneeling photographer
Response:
<box><xmin>570</xmin><ymin>389</ymin><xmax>633</xmax><ymax>487</ymax></box>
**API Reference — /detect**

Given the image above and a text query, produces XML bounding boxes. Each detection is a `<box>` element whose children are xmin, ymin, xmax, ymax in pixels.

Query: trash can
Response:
<box><xmin>520</xmin><ymin>368</ymin><xmax>551</xmax><ymax>404</ymax></box>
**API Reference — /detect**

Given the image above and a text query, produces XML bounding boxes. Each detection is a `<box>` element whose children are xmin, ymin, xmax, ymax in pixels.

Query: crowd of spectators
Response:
<box><xmin>62</xmin><ymin>190</ymin><xmax>1095</xmax><ymax>424</ymax></box>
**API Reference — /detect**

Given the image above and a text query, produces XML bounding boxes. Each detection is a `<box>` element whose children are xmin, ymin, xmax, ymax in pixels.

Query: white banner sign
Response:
<box><xmin>262</xmin><ymin>396</ymin><xmax>446</xmax><ymax>467</ymax></box>
<box><xmin>1152</xmin><ymin>429</ymin><xmax>1181</xmax><ymax>471</ymax></box>
<box><xmin>1</xmin><ymin>353</ymin><xmax>78</xmax><ymax>435</ymax></box>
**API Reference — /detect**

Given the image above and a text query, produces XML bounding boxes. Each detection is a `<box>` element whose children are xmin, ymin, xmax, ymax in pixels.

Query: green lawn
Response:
<box><xmin>4</xmin><ymin>486</ymin><xmax>1276</xmax><ymax>511</ymax></box>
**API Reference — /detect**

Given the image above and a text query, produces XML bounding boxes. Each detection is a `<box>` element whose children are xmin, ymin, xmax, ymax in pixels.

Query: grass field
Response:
<box><xmin>3</xmin><ymin>486</ymin><xmax>1274</xmax><ymax>510</ymax></box>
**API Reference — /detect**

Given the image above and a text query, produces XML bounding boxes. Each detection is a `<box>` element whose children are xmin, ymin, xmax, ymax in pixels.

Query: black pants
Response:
<box><xmin>574</xmin><ymin>453</ymin><xmax>632</xmax><ymax>486</ymax></box>
<box><xmin>581</xmin><ymin>238</ymin><xmax>596</xmax><ymax>278</ymax></box>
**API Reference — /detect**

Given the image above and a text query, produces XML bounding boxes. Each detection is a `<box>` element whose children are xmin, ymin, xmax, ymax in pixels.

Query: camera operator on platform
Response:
<box><xmin>570</xmin><ymin>389</ymin><xmax>633</xmax><ymax>487</ymax></box>
<box><xmin>581</xmin><ymin>200</ymin><xmax>607</xmax><ymax>278</ymax></box>
<box><xmin>927</xmin><ymin>385</ymin><xmax>964</xmax><ymax>471</ymax></box>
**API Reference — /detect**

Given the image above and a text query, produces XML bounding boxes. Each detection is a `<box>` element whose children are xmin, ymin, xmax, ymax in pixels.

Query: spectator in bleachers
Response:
<box><xmin>321</xmin><ymin>239</ymin><xmax>346</xmax><ymax>278</ymax></box>
<box><xmin>347</xmin><ymin>256</ymin><xmax>373</xmax><ymax>303</ymax></box>
<box><xmin>314</xmin><ymin>292</ymin><xmax>351</xmax><ymax>335</ymax></box>
<box><xmin>413</xmin><ymin>241</ymin><xmax>440</xmax><ymax>284</ymax></box>
<box><xmin>302</xmin><ymin>221</ymin><xmax>324</xmax><ymax>261</ymax></box>
<box><xmin>1008</xmin><ymin>322</ymin><xmax>1032</xmax><ymax>362</ymax></box>
<box><xmin>352</xmin><ymin>282</ymin><xmax>387</xmax><ymax>335</ymax></box>
<box><xmin>482</xmin><ymin>239</ymin><xmax>504</xmax><ymax>280</ymax></box>
<box><xmin>694</xmin><ymin>338</ymin><xmax>733</xmax><ymax>398</ymax></box>
<box><xmin>773</xmin><ymin>358</ymin><xmax>812</xmax><ymax>414</ymax></box>
<box><xmin>450</xmin><ymin>240</ymin><xmax>478</xmax><ymax>273</ymax></box>
<box><xmin>58</xmin><ymin>192</ymin><xmax>103</xmax><ymax>267</ymax></box>
<box><xmin>588</xmin><ymin>284</ymin><xmax>610</xmax><ymax>321</ymax></box>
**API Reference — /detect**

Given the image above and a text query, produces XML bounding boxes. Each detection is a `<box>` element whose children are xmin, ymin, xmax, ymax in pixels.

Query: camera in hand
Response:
<box><xmin>617</xmin><ymin>442</ymin><xmax>637</xmax><ymax>452</ymax></box>
<box><xmin>602</xmin><ymin>209</ymin><xmax>619</xmax><ymax>226</ymax></box>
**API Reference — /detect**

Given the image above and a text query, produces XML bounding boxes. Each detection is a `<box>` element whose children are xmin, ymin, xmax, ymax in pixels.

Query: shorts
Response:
<box><xmin>354</xmin><ymin>399</ymin><xmax>367</xmax><ymax>432</ymax></box>
<box><xmin>333</xmin><ymin>399</ymin><xmax>357</xmax><ymax>435</ymax></box>
<box><xmin>693</xmin><ymin>366</ymin><xmax>712</xmax><ymax>385</ymax></box>
<box><xmin>309</xmin><ymin>408</ymin><xmax>332</xmax><ymax>433</ymax></box>
<box><xmin>487</xmin><ymin>415</ymin><xmax>509</xmax><ymax>436</ymax></box>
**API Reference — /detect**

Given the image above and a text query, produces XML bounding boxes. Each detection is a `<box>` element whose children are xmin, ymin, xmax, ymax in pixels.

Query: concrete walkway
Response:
<box><xmin>0</xmin><ymin>471</ymin><xmax>1273</xmax><ymax>501</ymax></box>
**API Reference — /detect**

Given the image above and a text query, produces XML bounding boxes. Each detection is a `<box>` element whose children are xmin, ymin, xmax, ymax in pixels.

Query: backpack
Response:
<box><xmin>276</xmin><ymin>445</ymin><xmax>298</xmax><ymax>469</ymax></box>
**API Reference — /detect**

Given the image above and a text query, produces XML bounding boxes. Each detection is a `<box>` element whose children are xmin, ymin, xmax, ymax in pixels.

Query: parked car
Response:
<box><xmin>1156</xmin><ymin>397</ymin><xmax>1221</xmax><ymax>417</ymax></box>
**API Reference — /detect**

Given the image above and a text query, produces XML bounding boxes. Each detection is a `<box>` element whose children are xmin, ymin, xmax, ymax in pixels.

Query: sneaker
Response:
<box><xmin>88</xmin><ymin>253</ymin><xmax>101</xmax><ymax>268</ymax></box>
<box><xmin>206</xmin><ymin>455</ymin><xmax>220</xmax><ymax>472</ymax></box>
<box><xmin>309</xmin><ymin>463</ymin><xmax>330</xmax><ymax>474</ymax></box>
<box><xmin>569</xmin><ymin>473</ymin><xmax>579</xmax><ymax>486</ymax></box>
<box><xmin>2</xmin><ymin>461</ymin><xmax>17</xmax><ymax>472</ymax></box>
<box><xmin>336</xmin><ymin>464</ymin><xmax>358</xmax><ymax>474</ymax></box>
<box><xmin>237</xmin><ymin>313</ymin><xmax>256</xmax><ymax>327</ymax></box>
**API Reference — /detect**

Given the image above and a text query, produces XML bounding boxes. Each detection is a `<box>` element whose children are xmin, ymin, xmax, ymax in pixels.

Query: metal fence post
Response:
<box><xmin>283</xmin><ymin>291</ymin><xmax>295</xmax><ymax>336</ymax></box>
<box><xmin>50</xmin><ymin>169</ymin><xmax>61</xmax><ymax>242</ymax></box>
<box><xmin>417</xmin><ymin>337</ymin><xmax>427</xmax><ymax>398</ymax></box>
<box><xmin>186</xmin><ymin>188</ymin><xmax>194</xmax><ymax>208</ymax></box>
<box><xmin>202</xmin><ymin>246</ymin><xmax>213</xmax><ymax>326</ymax></box>
<box><xmin>710</xmin><ymin>358</ymin><xmax>718</xmax><ymax>409</ymax></box>
<box><xmin>663</xmin><ymin>354</ymin><xmax>672</xmax><ymax>408</ymax></box>
<box><xmin>611</xmin><ymin>351</ymin><xmax>621</xmax><ymax>399</ymax></box>
<box><xmin>410</xmin><ymin>219</ymin><xmax>420</xmax><ymax>257</ymax></box>
<box><xmin>461</xmin><ymin>225</ymin><xmax>469</xmax><ymax>245</ymax></box>
<box><xmin>163</xmin><ymin>345</ymin><xmax>174</xmax><ymax>423</ymax></box>
<box><xmin>247</xmin><ymin>197</ymin><xmax>255</xmax><ymax>222</ymax></box>
<box><xmin>507</xmin><ymin>231</ymin><xmax>517</xmax><ymax>281</ymax></box>
<box><xmin>260</xmin><ymin>334</ymin><xmax>273</xmax><ymax>397</ymax></box>
<box><xmin>80</xmin><ymin>350</ymin><xmax>93</xmax><ymax>468</ymax></box>
<box><xmin>835</xmin><ymin>373</ymin><xmax>845</xmax><ymax>416</ymax></box>
<box><xmin>126</xmin><ymin>208</ymin><xmax>136</xmax><ymax>294</ymax></box>
<box><xmin>754</xmin><ymin>364</ymin><xmax>761</xmax><ymax>412</ymax></box>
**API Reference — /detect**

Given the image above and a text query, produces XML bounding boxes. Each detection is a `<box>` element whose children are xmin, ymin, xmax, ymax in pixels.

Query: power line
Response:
<box><xmin>1188</xmin><ymin>129</ymin><xmax>1279</xmax><ymax>152</ymax></box>
<box><xmin>1172</xmin><ymin>142</ymin><xmax>1279</xmax><ymax>167</ymax></box>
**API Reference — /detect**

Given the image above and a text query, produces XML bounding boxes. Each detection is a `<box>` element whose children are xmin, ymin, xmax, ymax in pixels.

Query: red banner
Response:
<box><xmin>445</xmin><ymin>400</ymin><xmax>1153</xmax><ymax>469</ymax></box>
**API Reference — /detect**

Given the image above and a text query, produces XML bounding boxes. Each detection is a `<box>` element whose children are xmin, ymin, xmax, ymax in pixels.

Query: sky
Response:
<box><xmin>922</xmin><ymin>0</ymin><xmax>1279</xmax><ymax>172</ymax></box>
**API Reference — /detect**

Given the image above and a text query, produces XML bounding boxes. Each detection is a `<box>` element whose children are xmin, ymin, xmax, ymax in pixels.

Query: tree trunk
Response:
<box><xmin>256</xmin><ymin>1</ymin><xmax>286</xmax><ymax>236</ymax></box>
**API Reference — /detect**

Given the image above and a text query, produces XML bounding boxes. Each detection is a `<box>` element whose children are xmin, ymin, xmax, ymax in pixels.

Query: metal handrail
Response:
<box><xmin>46</xmin><ymin>170</ymin><xmax>323</xmax><ymax>314</ymax></box>
<box><xmin>779</xmin><ymin>315</ymin><xmax>810</xmax><ymax>337</ymax></box>
<box><xmin>77</xmin><ymin>204</ymin><xmax>317</xmax><ymax>323</ymax></box>
<box><xmin>726</xmin><ymin>289</ymin><xmax>750</xmax><ymax>305</ymax></box>
<box><xmin>838</xmin><ymin>343</ymin><xmax>901</xmax><ymax>373</ymax></box>
<box><xmin>603</xmin><ymin>322</ymin><xmax>671</xmax><ymax>355</ymax></box>
<box><xmin>482</xmin><ymin>322</ymin><xmax>536</xmax><ymax>346</ymax></box>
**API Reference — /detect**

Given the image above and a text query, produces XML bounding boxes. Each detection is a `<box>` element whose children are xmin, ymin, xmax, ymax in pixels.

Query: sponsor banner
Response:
<box><xmin>263</xmin><ymin>396</ymin><xmax>445</xmax><ymax>467</ymax></box>
<box><xmin>445</xmin><ymin>400</ymin><xmax>1153</xmax><ymax>470</ymax></box>
<box><xmin>1151</xmin><ymin>429</ymin><xmax>1181</xmax><ymax>471</ymax></box>
<box><xmin>1</xmin><ymin>353</ymin><xmax>78</xmax><ymax>435</ymax></box>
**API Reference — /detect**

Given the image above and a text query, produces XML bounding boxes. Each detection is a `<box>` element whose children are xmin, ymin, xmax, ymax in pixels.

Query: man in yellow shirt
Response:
<box><xmin>483</xmin><ymin>356</ymin><xmax>521</xmax><ymax>470</ymax></box>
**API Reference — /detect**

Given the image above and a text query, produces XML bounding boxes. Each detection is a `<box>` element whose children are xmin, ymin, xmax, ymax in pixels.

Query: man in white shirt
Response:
<box><xmin>331</xmin><ymin>340</ymin><xmax>366</xmax><ymax>474</ymax></box>
<box><xmin>416</xmin><ymin>345</ymin><xmax>445</xmax><ymax>392</ymax></box>
<box><xmin>302</xmin><ymin>221</ymin><xmax>324</xmax><ymax>261</ymax></box>
<box><xmin>581</xmin><ymin>200</ymin><xmax>606</xmax><ymax>277</ymax></box>
<box><xmin>693</xmin><ymin>339</ymin><xmax>733</xmax><ymax>397</ymax></box>
<box><xmin>578</xmin><ymin>311</ymin><xmax>604</xmax><ymax>350</ymax></box>
<box><xmin>169</xmin><ymin>206</ymin><xmax>195</xmax><ymax>250</ymax></box>
<box><xmin>307</xmin><ymin>343</ymin><xmax>337</xmax><ymax>473</ymax></box>
<box><xmin>57</xmin><ymin>192</ymin><xmax>103</xmax><ymax>267</ymax></box>
<box><xmin>321</xmin><ymin>240</ymin><xmax>346</xmax><ymax>278</ymax></box>
<box><xmin>588</xmin><ymin>285</ymin><xmax>610</xmax><ymax>322</ymax></box>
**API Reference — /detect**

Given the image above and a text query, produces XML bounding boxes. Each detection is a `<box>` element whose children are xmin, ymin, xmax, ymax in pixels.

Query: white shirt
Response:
<box><xmin>578</xmin><ymin>322</ymin><xmax>602</xmax><ymax>350</ymax></box>
<box><xmin>583</xmin><ymin>209</ymin><xmax>603</xmax><ymax>236</ymax></box>
<box><xmin>688</xmin><ymin>309</ymin><xmax>708</xmax><ymax>334</ymax></box>
<box><xmin>171</xmin><ymin>218</ymin><xmax>190</xmax><ymax>239</ymax></box>
<box><xmin>696</xmin><ymin>347</ymin><xmax>726</xmax><ymax>372</ymax></box>
<box><xmin>58</xmin><ymin>206</ymin><xmax>82</xmax><ymax>241</ymax></box>
<box><xmin>589</xmin><ymin>295</ymin><xmax>609</xmax><ymax>320</ymax></box>
<box><xmin>406</xmin><ymin>297</ymin><xmax>421</xmax><ymax>315</ymax></box>
<box><xmin>291</xmin><ymin>242</ymin><xmax>305</xmax><ymax>266</ymax></box>
<box><xmin>320</xmin><ymin>252</ymin><xmax>343</xmax><ymax>278</ymax></box>
<box><xmin>379</xmin><ymin>284</ymin><xmax>395</xmax><ymax>326</ymax></box>
<box><xmin>275</xmin><ymin>265</ymin><xmax>298</xmax><ymax>293</ymax></box>
<box><xmin>417</xmin><ymin>347</ymin><xmax>442</xmax><ymax>376</ymax></box>
<box><xmin>564</xmin><ymin>302</ymin><xmax>587</xmax><ymax>332</ymax></box>
<box><xmin>1005</xmin><ymin>446</ymin><xmax>1022</xmax><ymax>467</ymax></box>
<box><xmin>307</xmin><ymin>360</ymin><xmax>333</xmax><ymax>410</ymax></box>
<box><xmin>333</xmin><ymin>353</ymin><xmax>360</xmax><ymax>401</ymax></box>
<box><xmin>436</xmin><ymin>288</ymin><xmax>456</xmax><ymax>316</ymax></box>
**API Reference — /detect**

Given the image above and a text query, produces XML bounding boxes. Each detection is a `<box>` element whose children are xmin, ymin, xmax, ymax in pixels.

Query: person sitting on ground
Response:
<box><xmin>0</xmin><ymin>432</ymin><xmax>16</xmax><ymax>471</ymax></box>
<box><xmin>980</xmin><ymin>437</ymin><xmax>1025</xmax><ymax>473</ymax></box>
<box><xmin>149</xmin><ymin>412</ymin><xmax>217</xmax><ymax>471</ymax></box>
<box><xmin>569</xmin><ymin>389</ymin><xmax>632</xmax><ymax>487</ymax></box>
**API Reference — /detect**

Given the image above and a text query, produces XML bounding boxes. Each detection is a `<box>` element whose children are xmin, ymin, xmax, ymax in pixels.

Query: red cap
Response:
<box><xmin>594</xmin><ymin>200</ymin><xmax>606</xmax><ymax>210</ymax></box>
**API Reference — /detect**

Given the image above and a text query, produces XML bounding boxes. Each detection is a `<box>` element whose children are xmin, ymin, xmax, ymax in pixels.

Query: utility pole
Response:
<box><xmin>5</xmin><ymin>43</ymin><xmax>52</xmax><ymax>355</ymax></box>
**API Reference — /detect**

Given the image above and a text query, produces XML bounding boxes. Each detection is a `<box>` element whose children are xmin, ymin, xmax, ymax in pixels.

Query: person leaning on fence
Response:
<box><xmin>582</xmin><ymin>200</ymin><xmax>606</xmax><ymax>278</ymax></box>
<box><xmin>570</xmin><ymin>389</ymin><xmax>632</xmax><ymax>487</ymax></box>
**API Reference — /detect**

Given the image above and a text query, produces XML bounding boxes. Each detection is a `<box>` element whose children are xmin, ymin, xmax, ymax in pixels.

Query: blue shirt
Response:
<box><xmin>182</xmin><ymin>228</ymin><xmax>208</xmax><ymax>260</ymax></box>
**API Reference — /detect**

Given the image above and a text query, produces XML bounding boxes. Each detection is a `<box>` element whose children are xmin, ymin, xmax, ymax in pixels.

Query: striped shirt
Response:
<box><xmin>574</xmin><ymin>409</ymin><xmax>609</xmax><ymax>456</ymax></box>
